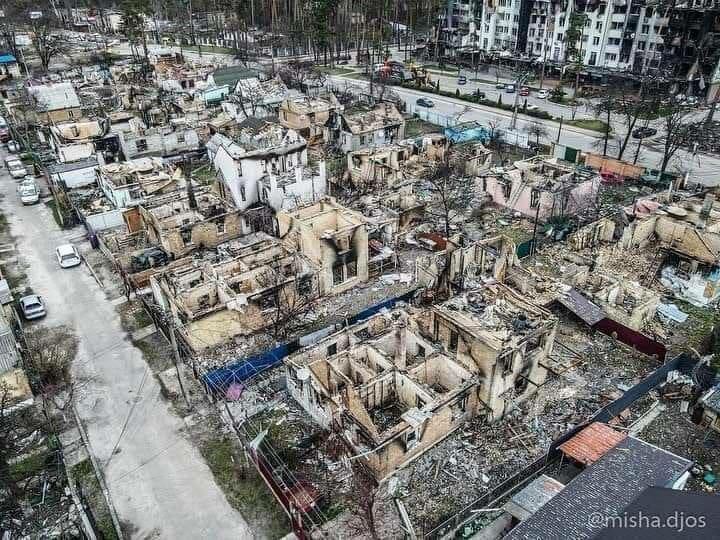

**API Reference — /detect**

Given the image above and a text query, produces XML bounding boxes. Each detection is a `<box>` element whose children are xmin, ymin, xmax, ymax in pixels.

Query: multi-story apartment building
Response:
<box><xmin>440</xmin><ymin>0</ymin><xmax>528</xmax><ymax>53</ymax></box>
<box><xmin>525</xmin><ymin>1</ymin><xmax>666</xmax><ymax>72</ymax></box>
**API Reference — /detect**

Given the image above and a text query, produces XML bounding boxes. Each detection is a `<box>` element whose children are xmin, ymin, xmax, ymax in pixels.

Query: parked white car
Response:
<box><xmin>56</xmin><ymin>244</ymin><xmax>82</xmax><ymax>268</ymax></box>
<box><xmin>17</xmin><ymin>180</ymin><xmax>39</xmax><ymax>205</ymax></box>
<box><xmin>7</xmin><ymin>159</ymin><xmax>28</xmax><ymax>179</ymax></box>
<box><xmin>537</xmin><ymin>89</ymin><xmax>550</xmax><ymax>99</ymax></box>
<box><xmin>6</xmin><ymin>140</ymin><xmax>20</xmax><ymax>153</ymax></box>
<box><xmin>20</xmin><ymin>294</ymin><xmax>46</xmax><ymax>320</ymax></box>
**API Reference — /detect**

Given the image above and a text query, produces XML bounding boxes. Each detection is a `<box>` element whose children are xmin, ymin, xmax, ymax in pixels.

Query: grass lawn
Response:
<box><xmin>565</xmin><ymin>118</ymin><xmax>610</xmax><ymax>132</ymax></box>
<box><xmin>405</xmin><ymin>118</ymin><xmax>441</xmax><ymax>138</ymax></box>
<box><xmin>73</xmin><ymin>459</ymin><xmax>119</xmax><ymax>540</ymax></box>
<box><xmin>315</xmin><ymin>66</ymin><xmax>356</xmax><ymax>75</ymax></box>
<box><xmin>201</xmin><ymin>437</ymin><xmax>290</xmax><ymax>538</ymax></box>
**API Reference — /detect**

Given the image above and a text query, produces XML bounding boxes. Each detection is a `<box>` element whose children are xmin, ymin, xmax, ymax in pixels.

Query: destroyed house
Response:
<box><xmin>479</xmin><ymin>156</ymin><xmax>601</xmax><ymax>221</ymax></box>
<box><xmin>279</xmin><ymin>94</ymin><xmax>342</xmax><ymax>143</ymax></box>
<box><xmin>136</xmin><ymin>188</ymin><xmax>247</xmax><ymax>258</ymax></box>
<box><xmin>278</xmin><ymin>198</ymin><xmax>369</xmax><ymax>296</ymax></box>
<box><xmin>346</xmin><ymin>144</ymin><xmax>412</xmax><ymax>191</ymax></box>
<box><xmin>577</xmin><ymin>273</ymin><xmax>660</xmax><ymax>332</ymax></box>
<box><xmin>621</xmin><ymin>193</ymin><xmax>720</xmax><ymax>306</ymax></box>
<box><xmin>49</xmin><ymin>119</ymin><xmax>119</xmax><ymax>164</ymax></box>
<box><xmin>151</xmin><ymin>233</ymin><xmax>317</xmax><ymax>352</ymax></box>
<box><xmin>118</xmin><ymin>117</ymin><xmax>200</xmax><ymax>159</ymax></box>
<box><xmin>208</xmin><ymin>125</ymin><xmax>320</xmax><ymax>211</ymax></box>
<box><xmin>327</xmin><ymin>103</ymin><xmax>405</xmax><ymax>152</ymax></box>
<box><xmin>415</xmin><ymin>283</ymin><xmax>557</xmax><ymax>420</ymax></box>
<box><xmin>285</xmin><ymin>309</ymin><xmax>478</xmax><ymax>480</ymax></box>
<box><xmin>28</xmin><ymin>82</ymin><xmax>82</xmax><ymax>124</ymax></box>
<box><xmin>416</xmin><ymin>235</ymin><xmax>520</xmax><ymax>292</ymax></box>
<box><xmin>96</xmin><ymin>157</ymin><xmax>183</xmax><ymax>209</ymax></box>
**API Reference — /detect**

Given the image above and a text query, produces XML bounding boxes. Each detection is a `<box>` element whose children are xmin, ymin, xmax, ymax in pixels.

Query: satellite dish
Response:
<box><xmin>297</xmin><ymin>368</ymin><xmax>310</xmax><ymax>381</ymax></box>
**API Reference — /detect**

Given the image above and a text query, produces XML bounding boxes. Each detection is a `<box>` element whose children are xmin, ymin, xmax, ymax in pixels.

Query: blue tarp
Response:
<box><xmin>444</xmin><ymin>123</ymin><xmax>489</xmax><ymax>144</ymax></box>
<box><xmin>201</xmin><ymin>289</ymin><xmax>418</xmax><ymax>394</ymax></box>
<box><xmin>0</xmin><ymin>54</ymin><xmax>17</xmax><ymax>64</ymax></box>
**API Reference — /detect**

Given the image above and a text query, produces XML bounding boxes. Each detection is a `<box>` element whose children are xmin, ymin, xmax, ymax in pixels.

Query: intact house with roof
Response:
<box><xmin>277</xmin><ymin>198</ymin><xmax>369</xmax><ymax>296</ymax></box>
<box><xmin>478</xmin><ymin>155</ymin><xmax>601</xmax><ymax>222</ymax></box>
<box><xmin>504</xmin><ymin>422</ymin><xmax>692</xmax><ymax>540</ymax></box>
<box><xmin>278</xmin><ymin>93</ymin><xmax>342</xmax><ymax>144</ymax></box>
<box><xmin>27</xmin><ymin>82</ymin><xmax>82</xmax><ymax>124</ymax></box>
<box><xmin>208</xmin><ymin>124</ymin><xmax>326</xmax><ymax>212</ymax></box>
<box><xmin>325</xmin><ymin>102</ymin><xmax>405</xmax><ymax>152</ymax></box>
<box><xmin>284</xmin><ymin>285</ymin><xmax>556</xmax><ymax>480</ymax></box>
<box><xmin>150</xmin><ymin>232</ymin><xmax>318</xmax><ymax>353</ymax></box>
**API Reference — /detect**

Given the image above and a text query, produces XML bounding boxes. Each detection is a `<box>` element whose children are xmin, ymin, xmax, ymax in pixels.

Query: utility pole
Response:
<box><xmin>510</xmin><ymin>72</ymin><xmax>530</xmax><ymax>130</ymax></box>
<box><xmin>168</xmin><ymin>311</ymin><xmax>192</xmax><ymax>409</ymax></box>
<box><xmin>557</xmin><ymin>115</ymin><xmax>563</xmax><ymax>142</ymax></box>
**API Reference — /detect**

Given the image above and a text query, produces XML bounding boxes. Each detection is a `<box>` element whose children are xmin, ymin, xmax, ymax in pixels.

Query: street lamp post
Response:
<box><xmin>510</xmin><ymin>72</ymin><xmax>530</xmax><ymax>130</ymax></box>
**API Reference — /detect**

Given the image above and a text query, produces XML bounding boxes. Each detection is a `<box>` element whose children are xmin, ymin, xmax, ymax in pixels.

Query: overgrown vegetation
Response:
<box><xmin>73</xmin><ymin>459</ymin><xmax>119</xmax><ymax>540</ymax></box>
<box><xmin>200</xmin><ymin>437</ymin><xmax>290</xmax><ymax>538</ymax></box>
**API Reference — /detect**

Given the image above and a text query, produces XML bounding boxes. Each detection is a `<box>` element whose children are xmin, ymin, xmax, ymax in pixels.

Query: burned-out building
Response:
<box><xmin>326</xmin><ymin>102</ymin><xmax>405</xmax><ymax>153</ymax></box>
<box><xmin>96</xmin><ymin>157</ymin><xmax>184</xmax><ymax>209</ymax></box>
<box><xmin>209</xmin><ymin>124</ymin><xmax>327</xmax><ymax>212</ymax></box>
<box><xmin>285</xmin><ymin>308</ymin><xmax>479</xmax><ymax>480</ymax></box>
<box><xmin>285</xmin><ymin>283</ymin><xmax>556</xmax><ymax>479</ymax></box>
<box><xmin>478</xmin><ymin>156</ymin><xmax>601</xmax><ymax>222</ymax></box>
<box><xmin>27</xmin><ymin>82</ymin><xmax>82</xmax><ymax>124</ymax></box>
<box><xmin>278</xmin><ymin>198</ymin><xmax>369</xmax><ymax>296</ymax></box>
<box><xmin>621</xmin><ymin>193</ymin><xmax>720</xmax><ymax>306</ymax></box>
<box><xmin>132</xmin><ymin>187</ymin><xmax>248</xmax><ymax>259</ymax></box>
<box><xmin>151</xmin><ymin>232</ymin><xmax>317</xmax><ymax>352</ymax></box>
<box><xmin>279</xmin><ymin>93</ymin><xmax>342</xmax><ymax>144</ymax></box>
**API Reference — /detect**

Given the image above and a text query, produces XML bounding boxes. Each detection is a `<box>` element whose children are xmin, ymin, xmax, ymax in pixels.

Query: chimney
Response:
<box><xmin>699</xmin><ymin>194</ymin><xmax>715</xmax><ymax>229</ymax></box>
<box><xmin>394</xmin><ymin>314</ymin><xmax>407</xmax><ymax>370</ymax></box>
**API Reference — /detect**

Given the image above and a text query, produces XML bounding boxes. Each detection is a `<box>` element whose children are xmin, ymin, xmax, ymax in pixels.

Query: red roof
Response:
<box><xmin>558</xmin><ymin>422</ymin><xmax>627</xmax><ymax>465</ymax></box>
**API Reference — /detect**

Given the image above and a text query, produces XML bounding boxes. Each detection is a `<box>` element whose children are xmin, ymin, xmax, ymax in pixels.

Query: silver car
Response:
<box><xmin>20</xmin><ymin>294</ymin><xmax>46</xmax><ymax>320</ymax></box>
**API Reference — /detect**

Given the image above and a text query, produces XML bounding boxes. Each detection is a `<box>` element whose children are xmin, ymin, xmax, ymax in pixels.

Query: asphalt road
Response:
<box><xmin>330</xmin><ymin>74</ymin><xmax>720</xmax><ymax>186</ymax></box>
<box><xmin>0</xmin><ymin>150</ymin><xmax>251</xmax><ymax>539</ymax></box>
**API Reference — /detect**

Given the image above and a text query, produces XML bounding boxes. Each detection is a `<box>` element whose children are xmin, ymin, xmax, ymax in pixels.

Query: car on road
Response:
<box><xmin>17</xmin><ymin>180</ymin><xmax>39</xmax><ymax>205</ymax></box>
<box><xmin>496</xmin><ymin>82</ymin><xmax>506</xmax><ymax>89</ymax></box>
<box><xmin>526</xmin><ymin>104</ymin><xmax>539</xmax><ymax>112</ymax></box>
<box><xmin>7</xmin><ymin>140</ymin><xmax>20</xmax><ymax>153</ymax></box>
<box><xmin>458</xmin><ymin>75</ymin><xmax>467</xmax><ymax>85</ymax></box>
<box><xmin>519</xmin><ymin>86</ymin><xmax>530</xmax><ymax>96</ymax></box>
<box><xmin>505</xmin><ymin>84</ymin><xmax>516</xmax><ymax>93</ymax></box>
<box><xmin>56</xmin><ymin>244</ymin><xmax>82</xmax><ymax>268</ymax></box>
<box><xmin>632</xmin><ymin>126</ymin><xmax>658</xmax><ymax>139</ymax></box>
<box><xmin>537</xmin><ymin>89</ymin><xmax>550</xmax><ymax>99</ymax></box>
<box><xmin>19</xmin><ymin>294</ymin><xmax>46</xmax><ymax>320</ymax></box>
<box><xmin>416</xmin><ymin>97</ymin><xmax>435</xmax><ymax>108</ymax></box>
<box><xmin>6</xmin><ymin>159</ymin><xmax>28</xmax><ymax>179</ymax></box>
<box><xmin>0</xmin><ymin>127</ymin><xmax>9</xmax><ymax>144</ymax></box>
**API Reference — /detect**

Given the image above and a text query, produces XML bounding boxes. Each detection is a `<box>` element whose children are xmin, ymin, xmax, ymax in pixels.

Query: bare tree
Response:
<box><xmin>343</xmin><ymin>462</ymin><xmax>380</xmax><ymax>540</ymax></box>
<box><xmin>256</xmin><ymin>261</ymin><xmax>317</xmax><ymax>341</ymax></box>
<box><xmin>658</xmin><ymin>100</ymin><xmax>694</xmax><ymax>181</ymax></box>
<box><xmin>31</xmin><ymin>18</ymin><xmax>67</xmax><ymax>72</ymax></box>
<box><xmin>278</xmin><ymin>59</ymin><xmax>326</xmax><ymax>92</ymax></box>
<box><xmin>424</xmin><ymin>160</ymin><xmax>475</xmax><ymax>238</ymax></box>
<box><xmin>526</xmin><ymin>121</ymin><xmax>548</xmax><ymax>147</ymax></box>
